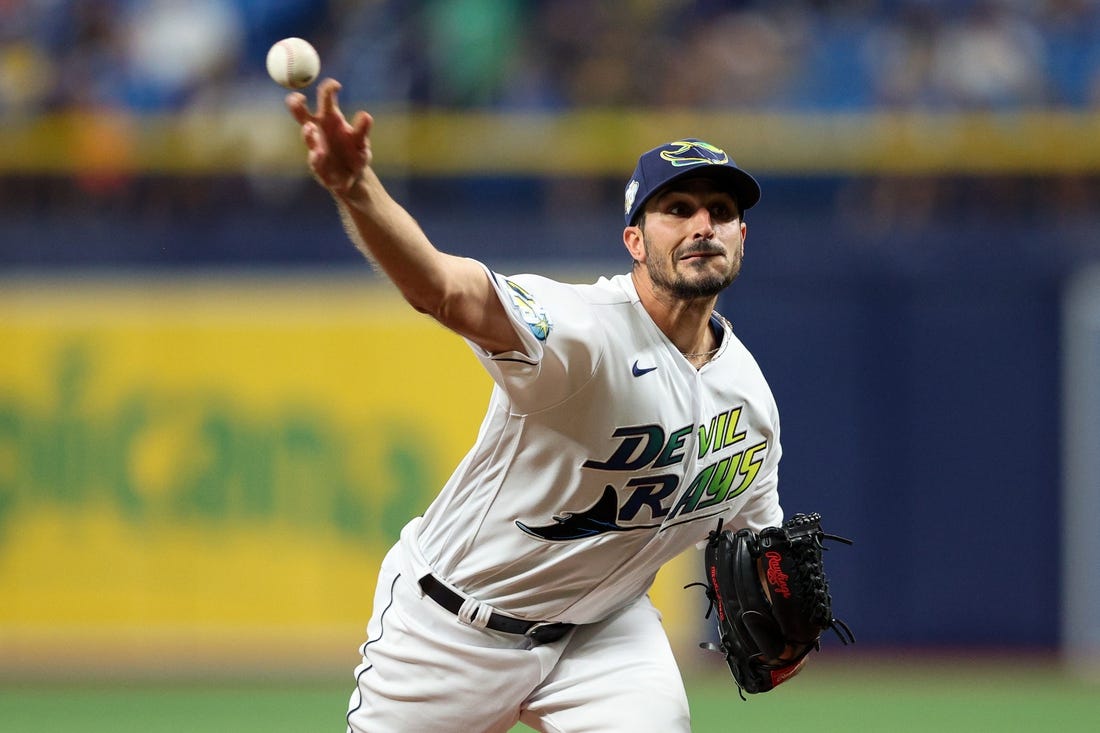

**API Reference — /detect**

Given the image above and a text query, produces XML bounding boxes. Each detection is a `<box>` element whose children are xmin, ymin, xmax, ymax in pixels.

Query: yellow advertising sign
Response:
<box><xmin>0</xmin><ymin>274</ymin><xmax>696</xmax><ymax>675</ymax></box>
<box><xmin>0</xmin><ymin>275</ymin><xmax>492</xmax><ymax>669</ymax></box>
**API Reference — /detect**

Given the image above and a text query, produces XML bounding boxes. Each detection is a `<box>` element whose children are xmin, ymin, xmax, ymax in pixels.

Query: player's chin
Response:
<box><xmin>679</xmin><ymin>259</ymin><xmax>738</xmax><ymax>287</ymax></box>
<box><xmin>669</xmin><ymin>271</ymin><xmax>736</xmax><ymax>299</ymax></box>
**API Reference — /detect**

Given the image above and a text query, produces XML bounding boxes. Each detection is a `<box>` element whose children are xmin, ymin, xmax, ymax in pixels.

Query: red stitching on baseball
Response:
<box><xmin>283</xmin><ymin>40</ymin><xmax>296</xmax><ymax>77</ymax></box>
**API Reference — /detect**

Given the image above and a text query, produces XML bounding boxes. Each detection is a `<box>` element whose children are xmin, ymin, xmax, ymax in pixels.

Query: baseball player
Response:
<box><xmin>286</xmin><ymin>79</ymin><xmax>785</xmax><ymax>732</ymax></box>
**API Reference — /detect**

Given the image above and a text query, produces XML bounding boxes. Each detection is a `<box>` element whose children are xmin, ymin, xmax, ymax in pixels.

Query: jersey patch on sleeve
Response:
<box><xmin>504</xmin><ymin>279</ymin><xmax>552</xmax><ymax>341</ymax></box>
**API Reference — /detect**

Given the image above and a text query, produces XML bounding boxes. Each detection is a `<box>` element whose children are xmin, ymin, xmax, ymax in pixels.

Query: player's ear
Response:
<box><xmin>623</xmin><ymin>225</ymin><xmax>645</xmax><ymax>263</ymax></box>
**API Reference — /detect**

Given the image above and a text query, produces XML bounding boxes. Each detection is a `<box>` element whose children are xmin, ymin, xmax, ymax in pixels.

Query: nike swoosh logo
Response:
<box><xmin>632</xmin><ymin>360</ymin><xmax>657</xmax><ymax>377</ymax></box>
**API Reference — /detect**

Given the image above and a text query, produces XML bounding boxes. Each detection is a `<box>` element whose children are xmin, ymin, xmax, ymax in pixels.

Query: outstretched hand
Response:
<box><xmin>285</xmin><ymin>78</ymin><xmax>373</xmax><ymax>196</ymax></box>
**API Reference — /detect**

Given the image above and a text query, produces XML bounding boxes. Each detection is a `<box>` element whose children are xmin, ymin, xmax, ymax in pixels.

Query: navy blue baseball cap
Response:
<box><xmin>623</xmin><ymin>139</ymin><xmax>761</xmax><ymax>225</ymax></box>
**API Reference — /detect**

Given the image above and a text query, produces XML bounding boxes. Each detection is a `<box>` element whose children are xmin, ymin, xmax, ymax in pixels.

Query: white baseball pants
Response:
<box><xmin>345</xmin><ymin>541</ymin><xmax>691</xmax><ymax>732</ymax></box>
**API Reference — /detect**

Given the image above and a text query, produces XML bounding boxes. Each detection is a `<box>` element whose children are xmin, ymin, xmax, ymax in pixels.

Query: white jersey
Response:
<box><xmin>412</xmin><ymin>266</ymin><xmax>783</xmax><ymax>625</ymax></box>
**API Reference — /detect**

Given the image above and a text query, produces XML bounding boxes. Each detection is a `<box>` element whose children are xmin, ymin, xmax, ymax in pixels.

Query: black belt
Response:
<box><xmin>418</xmin><ymin>575</ymin><xmax>575</xmax><ymax>644</ymax></box>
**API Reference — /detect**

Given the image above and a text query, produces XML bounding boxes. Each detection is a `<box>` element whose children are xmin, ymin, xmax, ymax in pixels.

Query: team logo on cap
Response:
<box><xmin>660</xmin><ymin>140</ymin><xmax>729</xmax><ymax>167</ymax></box>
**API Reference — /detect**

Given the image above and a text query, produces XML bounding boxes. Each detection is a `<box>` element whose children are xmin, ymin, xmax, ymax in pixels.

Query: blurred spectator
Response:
<box><xmin>3</xmin><ymin>0</ymin><xmax>1100</xmax><ymax>113</ymax></box>
<box><xmin>927</xmin><ymin>0</ymin><xmax>1048</xmax><ymax>109</ymax></box>
<box><xmin>413</xmin><ymin>0</ymin><xmax>530</xmax><ymax>106</ymax></box>
<box><xmin>121</xmin><ymin>0</ymin><xmax>244</xmax><ymax>111</ymax></box>
<box><xmin>0</xmin><ymin>36</ymin><xmax>55</xmax><ymax>114</ymax></box>
<box><xmin>861</xmin><ymin>1</ymin><xmax>943</xmax><ymax>107</ymax></box>
<box><xmin>656</xmin><ymin>5</ymin><xmax>812</xmax><ymax>109</ymax></box>
<box><xmin>513</xmin><ymin>0</ymin><xmax>664</xmax><ymax>108</ymax></box>
<box><xmin>0</xmin><ymin>1</ymin><xmax>60</xmax><ymax>115</ymax></box>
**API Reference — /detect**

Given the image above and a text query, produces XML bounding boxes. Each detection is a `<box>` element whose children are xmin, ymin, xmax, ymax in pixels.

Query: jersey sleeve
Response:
<box><xmin>465</xmin><ymin>263</ymin><xmax>603</xmax><ymax>414</ymax></box>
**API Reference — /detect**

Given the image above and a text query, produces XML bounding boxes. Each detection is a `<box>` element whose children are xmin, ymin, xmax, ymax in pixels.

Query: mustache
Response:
<box><xmin>679</xmin><ymin>240</ymin><xmax>725</xmax><ymax>258</ymax></box>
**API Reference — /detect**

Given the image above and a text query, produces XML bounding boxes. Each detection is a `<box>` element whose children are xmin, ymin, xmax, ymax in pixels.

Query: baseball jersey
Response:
<box><xmin>412</xmin><ymin>265</ymin><xmax>783</xmax><ymax>624</ymax></box>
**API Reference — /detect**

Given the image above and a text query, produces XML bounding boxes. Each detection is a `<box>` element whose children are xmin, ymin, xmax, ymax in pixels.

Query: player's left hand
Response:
<box><xmin>286</xmin><ymin>78</ymin><xmax>373</xmax><ymax>196</ymax></box>
<box><xmin>693</xmin><ymin>513</ymin><xmax>855</xmax><ymax>697</ymax></box>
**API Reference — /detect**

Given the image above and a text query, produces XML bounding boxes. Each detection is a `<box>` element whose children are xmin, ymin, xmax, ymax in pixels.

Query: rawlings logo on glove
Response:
<box><xmin>764</xmin><ymin>552</ymin><xmax>791</xmax><ymax>597</ymax></box>
<box><xmin>689</xmin><ymin>513</ymin><xmax>855</xmax><ymax>698</ymax></box>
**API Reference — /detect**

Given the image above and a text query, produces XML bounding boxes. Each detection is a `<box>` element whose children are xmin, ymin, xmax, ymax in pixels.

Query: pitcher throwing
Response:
<box><xmin>287</xmin><ymin>78</ymin><xmax>797</xmax><ymax>732</ymax></box>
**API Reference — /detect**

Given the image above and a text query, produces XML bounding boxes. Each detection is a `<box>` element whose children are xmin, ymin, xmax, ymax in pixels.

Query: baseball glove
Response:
<box><xmin>690</xmin><ymin>513</ymin><xmax>854</xmax><ymax>698</ymax></box>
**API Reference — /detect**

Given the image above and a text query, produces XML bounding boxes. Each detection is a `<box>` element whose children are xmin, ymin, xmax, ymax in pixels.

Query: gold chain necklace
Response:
<box><xmin>681</xmin><ymin>346</ymin><xmax>720</xmax><ymax>359</ymax></box>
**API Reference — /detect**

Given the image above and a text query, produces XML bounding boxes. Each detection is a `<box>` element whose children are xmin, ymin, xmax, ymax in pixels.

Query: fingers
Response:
<box><xmin>286</xmin><ymin>77</ymin><xmax>372</xmax><ymax>190</ymax></box>
<box><xmin>319</xmin><ymin>78</ymin><xmax>342</xmax><ymax>115</ymax></box>
<box><xmin>285</xmin><ymin>91</ymin><xmax>313</xmax><ymax>124</ymax></box>
<box><xmin>301</xmin><ymin>121</ymin><xmax>321</xmax><ymax>151</ymax></box>
<box><xmin>285</xmin><ymin>78</ymin><xmax>343</xmax><ymax>125</ymax></box>
<box><xmin>350</xmin><ymin>110</ymin><xmax>373</xmax><ymax>139</ymax></box>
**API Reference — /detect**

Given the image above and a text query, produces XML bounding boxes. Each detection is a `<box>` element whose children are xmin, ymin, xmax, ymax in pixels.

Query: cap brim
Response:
<box><xmin>629</xmin><ymin>165</ymin><xmax>761</xmax><ymax>225</ymax></box>
<box><xmin>661</xmin><ymin>166</ymin><xmax>761</xmax><ymax>212</ymax></box>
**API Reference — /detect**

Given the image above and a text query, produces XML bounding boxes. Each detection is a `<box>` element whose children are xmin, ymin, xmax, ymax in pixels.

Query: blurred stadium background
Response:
<box><xmin>3</xmin><ymin>0</ymin><xmax>1100</xmax><ymax>730</ymax></box>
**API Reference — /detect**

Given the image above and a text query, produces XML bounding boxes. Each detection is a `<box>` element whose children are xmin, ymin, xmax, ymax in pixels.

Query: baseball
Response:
<box><xmin>266</xmin><ymin>37</ymin><xmax>320</xmax><ymax>90</ymax></box>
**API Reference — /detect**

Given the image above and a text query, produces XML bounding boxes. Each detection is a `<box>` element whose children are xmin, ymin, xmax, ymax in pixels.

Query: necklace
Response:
<box><xmin>681</xmin><ymin>346</ymin><xmax>720</xmax><ymax>359</ymax></box>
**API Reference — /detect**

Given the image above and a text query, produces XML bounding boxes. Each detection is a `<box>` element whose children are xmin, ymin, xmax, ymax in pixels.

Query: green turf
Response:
<box><xmin>0</xmin><ymin>681</ymin><xmax>348</xmax><ymax>733</ymax></box>
<box><xmin>2</xmin><ymin>659</ymin><xmax>1098</xmax><ymax>732</ymax></box>
<box><xmin>681</xmin><ymin>661</ymin><xmax>1100</xmax><ymax>733</ymax></box>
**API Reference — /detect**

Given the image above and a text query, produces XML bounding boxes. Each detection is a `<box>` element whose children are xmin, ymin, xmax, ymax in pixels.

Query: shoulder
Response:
<box><xmin>714</xmin><ymin>314</ymin><xmax>780</xmax><ymax>410</ymax></box>
<box><xmin>478</xmin><ymin>272</ymin><xmax>636</xmax><ymax>411</ymax></box>
<box><xmin>502</xmin><ymin>272</ymin><xmax>634</xmax><ymax>307</ymax></box>
<box><xmin>715</xmin><ymin>313</ymin><xmax>763</xmax><ymax>370</ymax></box>
<box><xmin>492</xmin><ymin>272</ymin><xmax>635</xmax><ymax>336</ymax></box>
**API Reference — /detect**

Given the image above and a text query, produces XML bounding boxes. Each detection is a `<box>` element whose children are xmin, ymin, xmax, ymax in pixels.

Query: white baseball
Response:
<box><xmin>266</xmin><ymin>37</ymin><xmax>321</xmax><ymax>90</ymax></box>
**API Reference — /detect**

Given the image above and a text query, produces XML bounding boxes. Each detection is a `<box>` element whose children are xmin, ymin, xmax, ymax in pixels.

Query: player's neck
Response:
<box><xmin>631</xmin><ymin>270</ymin><xmax>719</xmax><ymax>358</ymax></box>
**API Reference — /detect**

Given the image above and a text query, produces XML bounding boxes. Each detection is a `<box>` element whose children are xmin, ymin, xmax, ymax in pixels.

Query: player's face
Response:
<box><xmin>635</xmin><ymin>180</ymin><xmax>746</xmax><ymax>300</ymax></box>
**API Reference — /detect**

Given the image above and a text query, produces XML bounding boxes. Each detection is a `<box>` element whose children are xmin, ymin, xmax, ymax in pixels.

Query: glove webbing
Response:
<box><xmin>771</xmin><ymin>514</ymin><xmax>855</xmax><ymax>645</ymax></box>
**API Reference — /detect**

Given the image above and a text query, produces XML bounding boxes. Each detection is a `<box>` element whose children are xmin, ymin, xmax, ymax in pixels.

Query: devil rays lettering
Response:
<box><xmin>515</xmin><ymin>406</ymin><xmax>768</xmax><ymax>542</ymax></box>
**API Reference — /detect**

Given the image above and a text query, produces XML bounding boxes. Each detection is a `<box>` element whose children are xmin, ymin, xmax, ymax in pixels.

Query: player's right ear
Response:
<box><xmin>623</xmin><ymin>224</ymin><xmax>645</xmax><ymax>263</ymax></box>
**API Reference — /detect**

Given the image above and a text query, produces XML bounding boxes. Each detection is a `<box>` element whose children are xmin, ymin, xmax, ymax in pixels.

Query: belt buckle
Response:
<box><xmin>524</xmin><ymin>621</ymin><xmax>569</xmax><ymax>645</ymax></box>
